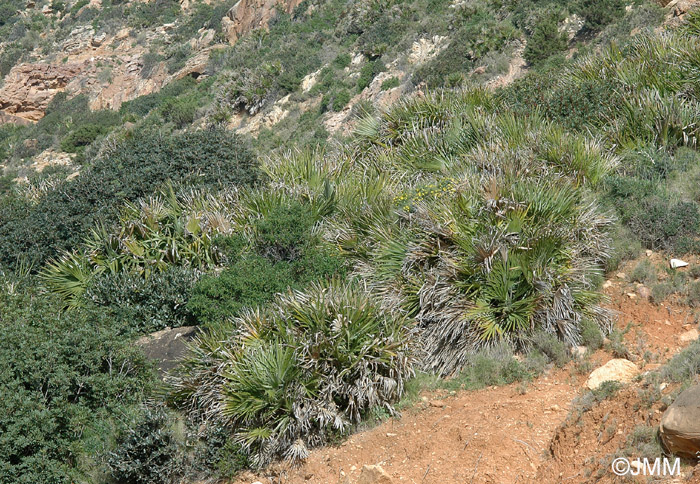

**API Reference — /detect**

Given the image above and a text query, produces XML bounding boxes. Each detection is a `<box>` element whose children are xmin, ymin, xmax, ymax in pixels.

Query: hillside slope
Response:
<box><xmin>5</xmin><ymin>1</ymin><xmax>700</xmax><ymax>484</ymax></box>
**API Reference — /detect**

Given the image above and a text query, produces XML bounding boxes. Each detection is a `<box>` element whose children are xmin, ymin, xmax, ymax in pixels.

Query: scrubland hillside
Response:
<box><xmin>4</xmin><ymin>0</ymin><xmax>700</xmax><ymax>483</ymax></box>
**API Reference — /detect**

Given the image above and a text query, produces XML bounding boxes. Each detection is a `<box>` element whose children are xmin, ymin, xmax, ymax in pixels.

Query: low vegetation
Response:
<box><xmin>3</xmin><ymin>0</ymin><xmax>700</xmax><ymax>482</ymax></box>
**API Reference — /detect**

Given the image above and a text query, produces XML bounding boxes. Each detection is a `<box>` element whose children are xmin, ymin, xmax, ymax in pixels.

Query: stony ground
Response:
<box><xmin>231</xmin><ymin>256</ymin><xmax>700</xmax><ymax>484</ymax></box>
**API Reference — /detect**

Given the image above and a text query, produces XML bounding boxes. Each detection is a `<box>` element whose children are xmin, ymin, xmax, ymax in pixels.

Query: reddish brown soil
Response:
<box><xmin>231</xmin><ymin>257</ymin><xmax>700</xmax><ymax>484</ymax></box>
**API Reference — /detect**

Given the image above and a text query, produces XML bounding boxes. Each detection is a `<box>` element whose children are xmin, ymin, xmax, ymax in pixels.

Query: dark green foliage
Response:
<box><xmin>84</xmin><ymin>267</ymin><xmax>198</xmax><ymax>334</ymax></box>
<box><xmin>381</xmin><ymin>76</ymin><xmax>400</xmax><ymax>91</ymax></box>
<box><xmin>159</xmin><ymin>95</ymin><xmax>198</xmax><ymax>128</ymax></box>
<box><xmin>332</xmin><ymin>89</ymin><xmax>351</xmax><ymax>111</ymax></box>
<box><xmin>0</xmin><ymin>1</ymin><xmax>23</xmax><ymax>27</ymax></box>
<box><xmin>106</xmin><ymin>405</ymin><xmax>185</xmax><ymax>484</ymax></box>
<box><xmin>253</xmin><ymin>202</ymin><xmax>315</xmax><ymax>261</ymax></box>
<box><xmin>120</xmin><ymin>77</ymin><xmax>197</xmax><ymax>117</ymax></box>
<box><xmin>333</xmin><ymin>52</ymin><xmax>351</xmax><ymax>69</ymax></box>
<box><xmin>8</xmin><ymin>95</ymin><xmax>121</xmax><ymax>160</ymax></box>
<box><xmin>0</xmin><ymin>43</ymin><xmax>23</xmax><ymax>77</ymax></box>
<box><xmin>126</xmin><ymin>0</ymin><xmax>180</xmax><ymax>28</ymax></box>
<box><xmin>166</xmin><ymin>44</ymin><xmax>191</xmax><ymax>74</ymax></box>
<box><xmin>173</xmin><ymin>1</ymin><xmax>230</xmax><ymax>39</ymax></box>
<box><xmin>523</xmin><ymin>15</ymin><xmax>568</xmax><ymax>66</ymax></box>
<box><xmin>187</xmin><ymin>254</ymin><xmax>293</xmax><ymax>325</ymax></box>
<box><xmin>0</xmin><ymin>283</ymin><xmax>152</xmax><ymax>483</ymax></box>
<box><xmin>357</xmin><ymin>60</ymin><xmax>385</xmax><ymax>91</ymax></box>
<box><xmin>59</xmin><ymin>124</ymin><xmax>107</xmax><ymax>153</ymax></box>
<box><xmin>605</xmin><ymin>176</ymin><xmax>700</xmax><ymax>252</ymax></box>
<box><xmin>500</xmin><ymin>74</ymin><xmax>621</xmax><ymax>131</ymax></box>
<box><xmin>576</xmin><ymin>0</ymin><xmax>626</xmax><ymax>33</ymax></box>
<box><xmin>196</xmin><ymin>424</ymin><xmax>250</xmax><ymax>478</ymax></box>
<box><xmin>188</xmin><ymin>203</ymin><xmax>345</xmax><ymax>324</ymax></box>
<box><xmin>0</xmin><ymin>127</ymin><xmax>260</xmax><ymax>271</ymax></box>
<box><xmin>580</xmin><ymin>318</ymin><xmax>604</xmax><ymax>350</ymax></box>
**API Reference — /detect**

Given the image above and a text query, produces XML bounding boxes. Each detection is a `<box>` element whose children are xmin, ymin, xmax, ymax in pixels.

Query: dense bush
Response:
<box><xmin>499</xmin><ymin>72</ymin><xmax>621</xmax><ymax>131</ymax></box>
<box><xmin>357</xmin><ymin>59</ymin><xmax>385</xmax><ymax>91</ymax></box>
<box><xmin>59</xmin><ymin>124</ymin><xmax>107</xmax><ymax>153</ymax></box>
<box><xmin>0</xmin><ymin>127</ymin><xmax>260</xmax><ymax>271</ymax></box>
<box><xmin>170</xmin><ymin>280</ymin><xmax>415</xmax><ymax>467</ymax></box>
<box><xmin>41</xmin><ymin>187</ymin><xmax>236</xmax><ymax>308</ymax></box>
<box><xmin>106</xmin><ymin>405</ymin><xmax>185</xmax><ymax>484</ymax></box>
<box><xmin>576</xmin><ymin>0</ymin><xmax>626</xmax><ymax>33</ymax></box>
<box><xmin>7</xmin><ymin>94</ymin><xmax>121</xmax><ymax>160</ymax></box>
<box><xmin>523</xmin><ymin>14</ymin><xmax>568</xmax><ymax>66</ymax></box>
<box><xmin>84</xmin><ymin>267</ymin><xmax>198</xmax><ymax>334</ymax></box>
<box><xmin>120</xmin><ymin>77</ymin><xmax>197</xmax><ymax>117</ymax></box>
<box><xmin>0</xmin><ymin>282</ymin><xmax>153</xmax><ymax>482</ymax></box>
<box><xmin>187</xmin><ymin>202</ymin><xmax>346</xmax><ymax>324</ymax></box>
<box><xmin>605</xmin><ymin>175</ymin><xmax>700</xmax><ymax>252</ymax></box>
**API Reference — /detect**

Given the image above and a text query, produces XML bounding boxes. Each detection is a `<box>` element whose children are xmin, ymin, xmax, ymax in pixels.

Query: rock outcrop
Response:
<box><xmin>221</xmin><ymin>0</ymin><xmax>305</xmax><ymax>45</ymax></box>
<box><xmin>660</xmin><ymin>384</ymin><xmax>700</xmax><ymax>458</ymax></box>
<box><xmin>137</xmin><ymin>326</ymin><xmax>198</xmax><ymax>376</ymax></box>
<box><xmin>0</xmin><ymin>63</ymin><xmax>85</xmax><ymax>122</ymax></box>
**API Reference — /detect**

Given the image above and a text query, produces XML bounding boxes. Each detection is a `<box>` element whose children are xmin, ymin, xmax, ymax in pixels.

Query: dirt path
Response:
<box><xmin>235</xmin><ymin>371</ymin><xmax>581</xmax><ymax>484</ymax></box>
<box><xmin>232</xmin><ymin>258</ymin><xmax>699</xmax><ymax>484</ymax></box>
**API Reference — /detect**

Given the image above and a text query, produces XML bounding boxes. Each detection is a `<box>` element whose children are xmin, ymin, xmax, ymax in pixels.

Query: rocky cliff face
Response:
<box><xmin>0</xmin><ymin>0</ymin><xmax>290</xmax><ymax>124</ymax></box>
<box><xmin>0</xmin><ymin>63</ymin><xmax>85</xmax><ymax>122</ymax></box>
<box><xmin>221</xmin><ymin>0</ymin><xmax>305</xmax><ymax>44</ymax></box>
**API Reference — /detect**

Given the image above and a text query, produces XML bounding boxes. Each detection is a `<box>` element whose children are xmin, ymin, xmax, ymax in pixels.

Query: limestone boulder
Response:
<box><xmin>586</xmin><ymin>359</ymin><xmax>640</xmax><ymax>390</ymax></box>
<box><xmin>660</xmin><ymin>384</ymin><xmax>700</xmax><ymax>458</ymax></box>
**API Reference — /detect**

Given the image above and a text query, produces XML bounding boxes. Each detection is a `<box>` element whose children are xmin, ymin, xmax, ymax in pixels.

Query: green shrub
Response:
<box><xmin>630</xmin><ymin>259</ymin><xmax>657</xmax><ymax>285</ymax></box>
<box><xmin>412</xmin><ymin>7</ymin><xmax>518</xmax><ymax>87</ymax></box>
<box><xmin>331</xmin><ymin>89</ymin><xmax>351</xmax><ymax>111</ymax></box>
<box><xmin>606</xmin><ymin>176</ymin><xmax>700</xmax><ymax>253</ymax></box>
<box><xmin>59</xmin><ymin>124</ymin><xmax>107</xmax><ymax>153</ymax></box>
<box><xmin>0</xmin><ymin>43</ymin><xmax>23</xmax><ymax>77</ymax></box>
<box><xmin>188</xmin><ymin>202</ymin><xmax>345</xmax><ymax>325</ymax></box>
<box><xmin>380</xmin><ymin>76</ymin><xmax>400</xmax><ymax>91</ymax></box>
<box><xmin>120</xmin><ymin>77</ymin><xmax>197</xmax><ymax>117</ymax></box>
<box><xmin>159</xmin><ymin>95</ymin><xmax>198</xmax><ymax>127</ymax></box>
<box><xmin>333</xmin><ymin>52</ymin><xmax>351</xmax><ymax>69</ymax></box>
<box><xmin>687</xmin><ymin>281</ymin><xmax>700</xmax><ymax>307</ymax></box>
<box><xmin>580</xmin><ymin>318</ymin><xmax>604</xmax><ymax>350</ymax></box>
<box><xmin>0</xmin><ymin>127</ymin><xmax>260</xmax><ymax>271</ymax></box>
<box><xmin>659</xmin><ymin>339</ymin><xmax>700</xmax><ymax>383</ymax></box>
<box><xmin>127</xmin><ymin>0</ymin><xmax>180</xmax><ymax>28</ymax></box>
<box><xmin>140</xmin><ymin>51</ymin><xmax>164</xmax><ymax>79</ymax></box>
<box><xmin>523</xmin><ymin>14</ymin><xmax>568</xmax><ymax>66</ymax></box>
<box><xmin>0</xmin><ymin>283</ymin><xmax>152</xmax><ymax>482</ymax></box>
<box><xmin>166</xmin><ymin>44</ymin><xmax>191</xmax><ymax>74</ymax></box>
<box><xmin>651</xmin><ymin>282</ymin><xmax>674</xmax><ymax>304</ymax></box>
<box><xmin>106</xmin><ymin>405</ymin><xmax>185</xmax><ymax>484</ymax></box>
<box><xmin>530</xmin><ymin>330</ymin><xmax>570</xmax><ymax>368</ymax></box>
<box><xmin>591</xmin><ymin>380</ymin><xmax>621</xmax><ymax>400</ymax></box>
<box><xmin>576</xmin><ymin>0</ymin><xmax>626</xmax><ymax>33</ymax></box>
<box><xmin>357</xmin><ymin>60</ymin><xmax>384</xmax><ymax>91</ymax></box>
<box><xmin>84</xmin><ymin>267</ymin><xmax>198</xmax><ymax>334</ymax></box>
<box><xmin>500</xmin><ymin>74</ymin><xmax>620</xmax><ymax>131</ymax></box>
<box><xmin>170</xmin><ymin>280</ymin><xmax>415</xmax><ymax>468</ymax></box>
<box><xmin>187</xmin><ymin>254</ymin><xmax>293</xmax><ymax>325</ymax></box>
